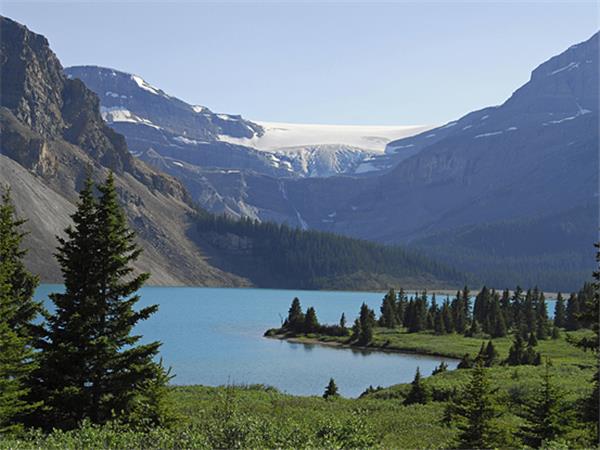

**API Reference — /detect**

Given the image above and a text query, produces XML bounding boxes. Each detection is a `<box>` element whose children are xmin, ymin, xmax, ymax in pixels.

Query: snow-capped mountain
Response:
<box><xmin>64</xmin><ymin>66</ymin><xmax>430</xmax><ymax>178</ymax></box>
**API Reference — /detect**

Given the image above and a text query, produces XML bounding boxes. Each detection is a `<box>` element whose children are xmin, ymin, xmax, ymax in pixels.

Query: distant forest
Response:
<box><xmin>193</xmin><ymin>213</ymin><xmax>466</xmax><ymax>290</ymax></box>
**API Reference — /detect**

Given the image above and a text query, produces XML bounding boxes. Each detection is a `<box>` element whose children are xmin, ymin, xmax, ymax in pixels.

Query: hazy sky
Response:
<box><xmin>2</xmin><ymin>1</ymin><xmax>598</xmax><ymax>125</ymax></box>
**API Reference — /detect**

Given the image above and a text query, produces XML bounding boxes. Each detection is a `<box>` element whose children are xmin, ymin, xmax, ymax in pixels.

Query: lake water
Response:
<box><xmin>34</xmin><ymin>285</ymin><xmax>462</xmax><ymax>398</ymax></box>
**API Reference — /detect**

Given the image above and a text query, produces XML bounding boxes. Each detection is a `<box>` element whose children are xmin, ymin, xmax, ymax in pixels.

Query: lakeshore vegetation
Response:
<box><xmin>0</xmin><ymin>177</ymin><xmax>598</xmax><ymax>449</ymax></box>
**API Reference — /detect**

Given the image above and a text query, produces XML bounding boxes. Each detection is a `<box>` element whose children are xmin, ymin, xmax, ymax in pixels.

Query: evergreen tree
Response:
<box><xmin>518</xmin><ymin>361</ymin><xmax>571</xmax><ymax>448</ymax></box>
<box><xmin>449</xmin><ymin>361</ymin><xmax>500</xmax><ymax>449</ymax></box>
<box><xmin>451</xmin><ymin>291</ymin><xmax>467</xmax><ymax>334</ymax></box>
<box><xmin>465</xmin><ymin>320</ymin><xmax>481</xmax><ymax>338</ymax></box>
<box><xmin>536</xmin><ymin>291</ymin><xmax>549</xmax><ymax>340</ymax></box>
<box><xmin>357</xmin><ymin>303</ymin><xmax>375</xmax><ymax>345</ymax></box>
<box><xmin>434</xmin><ymin>310</ymin><xmax>446</xmax><ymax>335</ymax></box>
<box><xmin>0</xmin><ymin>188</ymin><xmax>42</xmax><ymax>340</ymax></box>
<box><xmin>568</xmin><ymin>242</ymin><xmax>600</xmax><ymax>441</ymax></box>
<box><xmin>404</xmin><ymin>367</ymin><xmax>428</xmax><ymax>405</ymax></box>
<box><xmin>287</xmin><ymin>297</ymin><xmax>304</xmax><ymax>332</ymax></box>
<box><xmin>323</xmin><ymin>378</ymin><xmax>339</xmax><ymax>399</ymax></box>
<box><xmin>565</xmin><ymin>293</ymin><xmax>580</xmax><ymax>331</ymax></box>
<box><xmin>484</xmin><ymin>341</ymin><xmax>498</xmax><ymax>367</ymax></box>
<box><xmin>379</xmin><ymin>289</ymin><xmax>397</xmax><ymax>328</ymax></box>
<box><xmin>0</xmin><ymin>188</ymin><xmax>41</xmax><ymax>432</ymax></box>
<box><xmin>442</xmin><ymin>298</ymin><xmax>454</xmax><ymax>333</ymax></box>
<box><xmin>499</xmin><ymin>289</ymin><xmax>512</xmax><ymax>329</ymax></box>
<box><xmin>457</xmin><ymin>353</ymin><xmax>473</xmax><ymax>369</ymax></box>
<box><xmin>506</xmin><ymin>334</ymin><xmax>525</xmax><ymax>366</ymax></box>
<box><xmin>491</xmin><ymin>308</ymin><xmax>508</xmax><ymax>338</ymax></box>
<box><xmin>553</xmin><ymin>292</ymin><xmax>566</xmax><ymax>328</ymax></box>
<box><xmin>32</xmin><ymin>175</ymin><xmax>170</xmax><ymax>429</ymax></box>
<box><xmin>395</xmin><ymin>289</ymin><xmax>406</xmax><ymax>327</ymax></box>
<box><xmin>339</xmin><ymin>313</ymin><xmax>347</xmax><ymax>333</ymax></box>
<box><xmin>303</xmin><ymin>307</ymin><xmax>320</xmax><ymax>333</ymax></box>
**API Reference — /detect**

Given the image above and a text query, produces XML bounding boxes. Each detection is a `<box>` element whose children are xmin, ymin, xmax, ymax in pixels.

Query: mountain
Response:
<box><xmin>0</xmin><ymin>16</ymin><xmax>460</xmax><ymax>289</ymax></box>
<box><xmin>64</xmin><ymin>65</ymin><xmax>430</xmax><ymax>219</ymax></box>
<box><xmin>0</xmin><ymin>16</ymin><xmax>250</xmax><ymax>286</ymax></box>
<box><xmin>64</xmin><ymin>65</ymin><xmax>430</xmax><ymax>176</ymax></box>
<box><xmin>276</xmin><ymin>32</ymin><xmax>599</xmax><ymax>290</ymax></box>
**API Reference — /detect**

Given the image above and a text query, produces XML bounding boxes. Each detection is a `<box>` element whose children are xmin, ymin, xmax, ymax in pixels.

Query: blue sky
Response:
<box><xmin>2</xmin><ymin>1</ymin><xmax>598</xmax><ymax>125</ymax></box>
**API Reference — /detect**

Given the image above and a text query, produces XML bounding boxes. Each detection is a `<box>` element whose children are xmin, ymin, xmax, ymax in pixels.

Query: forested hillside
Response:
<box><xmin>194</xmin><ymin>214</ymin><xmax>466</xmax><ymax>290</ymax></box>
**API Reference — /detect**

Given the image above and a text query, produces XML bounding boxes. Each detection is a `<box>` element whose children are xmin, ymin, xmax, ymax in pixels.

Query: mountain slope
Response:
<box><xmin>0</xmin><ymin>16</ymin><xmax>248</xmax><ymax>286</ymax></box>
<box><xmin>273</xmin><ymin>32</ymin><xmax>599</xmax><ymax>290</ymax></box>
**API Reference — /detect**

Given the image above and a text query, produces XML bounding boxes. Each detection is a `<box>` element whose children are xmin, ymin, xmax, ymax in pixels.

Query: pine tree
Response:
<box><xmin>484</xmin><ymin>341</ymin><xmax>498</xmax><ymax>367</ymax></box>
<box><xmin>553</xmin><ymin>292</ymin><xmax>566</xmax><ymax>328</ymax></box>
<box><xmin>303</xmin><ymin>307</ymin><xmax>320</xmax><ymax>333</ymax></box>
<box><xmin>357</xmin><ymin>303</ymin><xmax>375</xmax><ymax>345</ymax></box>
<box><xmin>536</xmin><ymin>291</ymin><xmax>549</xmax><ymax>340</ymax></box>
<box><xmin>395</xmin><ymin>288</ymin><xmax>406</xmax><ymax>326</ymax></box>
<box><xmin>507</xmin><ymin>334</ymin><xmax>525</xmax><ymax>366</ymax></box>
<box><xmin>32</xmin><ymin>175</ymin><xmax>170</xmax><ymax>429</ymax></box>
<box><xmin>518</xmin><ymin>361</ymin><xmax>571</xmax><ymax>447</ymax></box>
<box><xmin>565</xmin><ymin>293</ymin><xmax>581</xmax><ymax>331</ymax></box>
<box><xmin>405</xmin><ymin>367</ymin><xmax>428</xmax><ymax>405</ymax></box>
<box><xmin>323</xmin><ymin>378</ymin><xmax>339</xmax><ymax>399</ymax></box>
<box><xmin>0</xmin><ymin>189</ymin><xmax>42</xmax><ymax>341</ymax></box>
<box><xmin>449</xmin><ymin>361</ymin><xmax>500</xmax><ymax>449</ymax></box>
<box><xmin>287</xmin><ymin>297</ymin><xmax>304</xmax><ymax>332</ymax></box>
<box><xmin>568</xmin><ymin>242</ymin><xmax>600</xmax><ymax>441</ymax></box>
<box><xmin>434</xmin><ymin>310</ymin><xmax>446</xmax><ymax>335</ymax></box>
<box><xmin>379</xmin><ymin>289</ymin><xmax>397</xmax><ymax>328</ymax></box>
<box><xmin>457</xmin><ymin>353</ymin><xmax>473</xmax><ymax>369</ymax></box>
<box><xmin>339</xmin><ymin>313</ymin><xmax>347</xmax><ymax>333</ymax></box>
<box><xmin>0</xmin><ymin>188</ymin><xmax>41</xmax><ymax>432</ymax></box>
<box><xmin>442</xmin><ymin>298</ymin><xmax>454</xmax><ymax>333</ymax></box>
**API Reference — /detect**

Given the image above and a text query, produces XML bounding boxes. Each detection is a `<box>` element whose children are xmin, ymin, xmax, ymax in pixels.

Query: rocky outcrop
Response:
<box><xmin>0</xmin><ymin>16</ymin><xmax>248</xmax><ymax>286</ymax></box>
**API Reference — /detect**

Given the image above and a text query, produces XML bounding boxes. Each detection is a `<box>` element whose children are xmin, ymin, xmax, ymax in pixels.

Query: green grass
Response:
<box><xmin>277</xmin><ymin>327</ymin><xmax>596</xmax><ymax>367</ymax></box>
<box><xmin>1</xmin><ymin>330</ymin><xmax>596</xmax><ymax>449</ymax></box>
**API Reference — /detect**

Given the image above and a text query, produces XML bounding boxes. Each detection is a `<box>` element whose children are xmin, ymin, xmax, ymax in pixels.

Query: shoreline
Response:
<box><xmin>265</xmin><ymin>332</ymin><xmax>461</xmax><ymax>360</ymax></box>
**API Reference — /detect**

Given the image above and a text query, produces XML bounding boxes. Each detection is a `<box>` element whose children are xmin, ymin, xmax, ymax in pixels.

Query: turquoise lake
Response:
<box><xmin>34</xmin><ymin>285</ymin><xmax>556</xmax><ymax>398</ymax></box>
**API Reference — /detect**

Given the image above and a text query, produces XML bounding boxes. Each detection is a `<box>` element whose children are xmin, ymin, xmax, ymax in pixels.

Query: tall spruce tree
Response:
<box><xmin>379</xmin><ymin>289</ymin><xmax>397</xmax><ymax>328</ymax></box>
<box><xmin>518</xmin><ymin>361</ymin><xmax>571</xmax><ymax>447</ymax></box>
<box><xmin>303</xmin><ymin>307</ymin><xmax>320</xmax><ymax>333</ymax></box>
<box><xmin>404</xmin><ymin>367</ymin><xmax>428</xmax><ymax>405</ymax></box>
<box><xmin>0</xmin><ymin>188</ymin><xmax>41</xmax><ymax>432</ymax></box>
<box><xmin>449</xmin><ymin>361</ymin><xmax>500</xmax><ymax>449</ymax></box>
<box><xmin>32</xmin><ymin>175</ymin><xmax>170</xmax><ymax>429</ymax></box>
<box><xmin>568</xmin><ymin>242</ymin><xmax>600</xmax><ymax>441</ymax></box>
<box><xmin>553</xmin><ymin>292</ymin><xmax>566</xmax><ymax>328</ymax></box>
<box><xmin>357</xmin><ymin>303</ymin><xmax>375</xmax><ymax>345</ymax></box>
<box><xmin>0</xmin><ymin>188</ymin><xmax>42</xmax><ymax>341</ymax></box>
<box><xmin>565</xmin><ymin>293</ymin><xmax>581</xmax><ymax>331</ymax></box>
<box><xmin>286</xmin><ymin>297</ymin><xmax>304</xmax><ymax>332</ymax></box>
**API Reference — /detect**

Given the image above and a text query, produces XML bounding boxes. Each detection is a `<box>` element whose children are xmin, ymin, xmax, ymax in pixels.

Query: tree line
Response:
<box><xmin>195</xmin><ymin>213</ymin><xmax>464</xmax><ymax>289</ymax></box>
<box><xmin>0</xmin><ymin>176</ymin><xmax>172</xmax><ymax>433</ymax></box>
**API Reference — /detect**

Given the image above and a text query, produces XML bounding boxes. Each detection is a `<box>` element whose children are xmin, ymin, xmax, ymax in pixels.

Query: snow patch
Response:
<box><xmin>506</xmin><ymin>127</ymin><xmax>518</xmax><ymax>131</ymax></box>
<box><xmin>191</xmin><ymin>105</ymin><xmax>206</xmax><ymax>113</ymax></box>
<box><xmin>480</xmin><ymin>115</ymin><xmax>489</xmax><ymax>120</ymax></box>
<box><xmin>171</xmin><ymin>161</ymin><xmax>184</xmax><ymax>168</ymax></box>
<box><xmin>548</xmin><ymin>61</ymin><xmax>579</xmax><ymax>76</ymax></box>
<box><xmin>440</xmin><ymin>121</ymin><xmax>457</xmax><ymax>129</ymax></box>
<box><xmin>462</xmin><ymin>125</ymin><xmax>473</xmax><ymax>130</ymax></box>
<box><xmin>174</xmin><ymin>135</ymin><xmax>207</xmax><ymax>145</ymax></box>
<box><xmin>100</xmin><ymin>106</ymin><xmax>161</xmax><ymax>129</ymax></box>
<box><xmin>131</xmin><ymin>74</ymin><xmax>163</xmax><ymax>96</ymax></box>
<box><xmin>474</xmin><ymin>131</ymin><xmax>503</xmax><ymax>139</ymax></box>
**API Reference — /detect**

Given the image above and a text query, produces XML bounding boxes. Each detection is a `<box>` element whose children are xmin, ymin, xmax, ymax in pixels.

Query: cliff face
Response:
<box><xmin>0</xmin><ymin>16</ymin><xmax>248</xmax><ymax>286</ymax></box>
